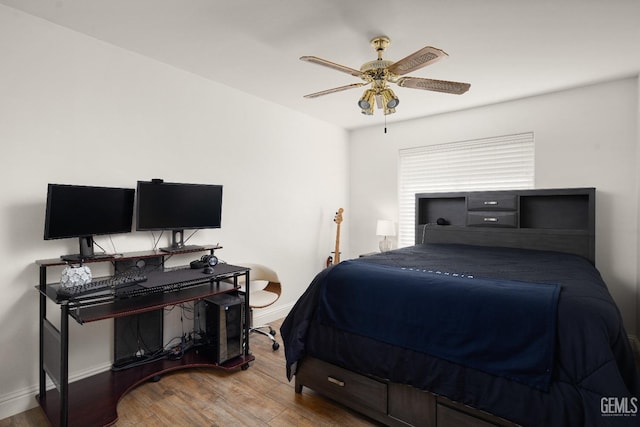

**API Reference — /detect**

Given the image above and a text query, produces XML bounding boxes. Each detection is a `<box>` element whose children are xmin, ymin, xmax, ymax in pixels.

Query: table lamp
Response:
<box><xmin>376</xmin><ymin>219</ymin><xmax>396</xmax><ymax>252</ymax></box>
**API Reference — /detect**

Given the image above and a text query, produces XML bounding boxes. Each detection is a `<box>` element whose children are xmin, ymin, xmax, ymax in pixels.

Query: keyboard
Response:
<box><xmin>57</xmin><ymin>271</ymin><xmax>148</xmax><ymax>300</ymax></box>
<box><xmin>114</xmin><ymin>268</ymin><xmax>210</xmax><ymax>299</ymax></box>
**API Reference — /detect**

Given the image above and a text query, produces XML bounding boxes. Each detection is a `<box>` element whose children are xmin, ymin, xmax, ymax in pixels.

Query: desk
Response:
<box><xmin>36</xmin><ymin>246</ymin><xmax>254</xmax><ymax>427</ymax></box>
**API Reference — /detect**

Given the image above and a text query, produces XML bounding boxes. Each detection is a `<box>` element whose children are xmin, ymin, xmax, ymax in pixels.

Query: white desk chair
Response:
<box><xmin>235</xmin><ymin>263</ymin><xmax>282</xmax><ymax>350</ymax></box>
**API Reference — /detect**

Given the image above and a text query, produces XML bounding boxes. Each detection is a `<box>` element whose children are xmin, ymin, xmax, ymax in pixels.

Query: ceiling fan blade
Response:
<box><xmin>300</xmin><ymin>56</ymin><xmax>364</xmax><ymax>78</ymax></box>
<box><xmin>397</xmin><ymin>77</ymin><xmax>470</xmax><ymax>95</ymax></box>
<box><xmin>387</xmin><ymin>46</ymin><xmax>448</xmax><ymax>76</ymax></box>
<box><xmin>303</xmin><ymin>83</ymin><xmax>366</xmax><ymax>99</ymax></box>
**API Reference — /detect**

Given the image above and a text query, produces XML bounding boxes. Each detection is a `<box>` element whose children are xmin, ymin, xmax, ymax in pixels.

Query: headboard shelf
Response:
<box><xmin>520</xmin><ymin>194</ymin><xmax>590</xmax><ymax>229</ymax></box>
<box><xmin>415</xmin><ymin>188</ymin><xmax>595</xmax><ymax>263</ymax></box>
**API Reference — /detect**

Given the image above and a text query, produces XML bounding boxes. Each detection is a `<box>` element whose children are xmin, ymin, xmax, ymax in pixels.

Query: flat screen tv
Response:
<box><xmin>136</xmin><ymin>180</ymin><xmax>223</xmax><ymax>252</ymax></box>
<box><xmin>44</xmin><ymin>184</ymin><xmax>135</xmax><ymax>261</ymax></box>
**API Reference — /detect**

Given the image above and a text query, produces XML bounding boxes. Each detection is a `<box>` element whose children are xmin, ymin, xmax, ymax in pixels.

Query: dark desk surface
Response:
<box><xmin>40</xmin><ymin>263</ymin><xmax>249</xmax><ymax>323</ymax></box>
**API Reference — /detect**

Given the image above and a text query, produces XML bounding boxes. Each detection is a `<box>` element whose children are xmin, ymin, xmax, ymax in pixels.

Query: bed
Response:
<box><xmin>281</xmin><ymin>188</ymin><xmax>640</xmax><ymax>427</ymax></box>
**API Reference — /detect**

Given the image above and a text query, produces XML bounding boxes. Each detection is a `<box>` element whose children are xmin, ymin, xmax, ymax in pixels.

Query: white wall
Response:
<box><xmin>349</xmin><ymin>77</ymin><xmax>639</xmax><ymax>336</ymax></box>
<box><xmin>0</xmin><ymin>5</ymin><xmax>348</xmax><ymax>419</ymax></box>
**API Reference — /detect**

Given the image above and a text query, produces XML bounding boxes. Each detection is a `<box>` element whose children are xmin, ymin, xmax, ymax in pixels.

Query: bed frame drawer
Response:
<box><xmin>296</xmin><ymin>357</ymin><xmax>387</xmax><ymax>413</ymax></box>
<box><xmin>467</xmin><ymin>195</ymin><xmax>517</xmax><ymax>211</ymax></box>
<box><xmin>295</xmin><ymin>357</ymin><xmax>516</xmax><ymax>427</ymax></box>
<box><xmin>437</xmin><ymin>403</ymin><xmax>498</xmax><ymax>427</ymax></box>
<box><xmin>467</xmin><ymin>211</ymin><xmax>517</xmax><ymax>227</ymax></box>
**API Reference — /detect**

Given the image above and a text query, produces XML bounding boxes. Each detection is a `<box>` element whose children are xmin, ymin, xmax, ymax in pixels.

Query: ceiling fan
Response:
<box><xmin>301</xmin><ymin>36</ymin><xmax>470</xmax><ymax>116</ymax></box>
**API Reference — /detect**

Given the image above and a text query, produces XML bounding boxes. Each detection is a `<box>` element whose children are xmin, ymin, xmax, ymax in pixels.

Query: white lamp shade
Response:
<box><xmin>376</xmin><ymin>220</ymin><xmax>396</xmax><ymax>236</ymax></box>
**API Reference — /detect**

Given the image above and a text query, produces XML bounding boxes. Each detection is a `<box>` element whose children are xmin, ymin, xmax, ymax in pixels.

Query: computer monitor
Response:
<box><xmin>136</xmin><ymin>180</ymin><xmax>223</xmax><ymax>252</ymax></box>
<box><xmin>44</xmin><ymin>184</ymin><xmax>135</xmax><ymax>261</ymax></box>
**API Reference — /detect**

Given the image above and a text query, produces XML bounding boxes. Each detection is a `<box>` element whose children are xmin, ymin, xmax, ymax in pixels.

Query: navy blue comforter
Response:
<box><xmin>281</xmin><ymin>244</ymin><xmax>640</xmax><ymax>427</ymax></box>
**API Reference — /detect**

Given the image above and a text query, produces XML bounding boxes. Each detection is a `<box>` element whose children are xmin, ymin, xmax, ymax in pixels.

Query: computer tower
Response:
<box><xmin>203</xmin><ymin>293</ymin><xmax>244</xmax><ymax>364</ymax></box>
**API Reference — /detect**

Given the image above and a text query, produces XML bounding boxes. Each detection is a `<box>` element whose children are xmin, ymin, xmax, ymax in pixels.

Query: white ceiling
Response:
<box><xmin>2</xmin><ymin>0</ymin><xmax>640</xmax><ymax>130</ymax></box>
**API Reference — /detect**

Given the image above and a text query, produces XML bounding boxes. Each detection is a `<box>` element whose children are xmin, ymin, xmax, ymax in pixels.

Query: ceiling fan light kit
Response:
<box><xmin>301</xmin><ymin>36</ymin><xmax>470</xmax><ymax>116</ymax></box>
<box><xmin>358</xmin><ymin>89</ymin><xmax>376</xmax><ymax>114</ymax></box>
<box><xmin>381</xmin><ymin>88</ymin><xmax>399</xmax><ymax>108</ymax></box>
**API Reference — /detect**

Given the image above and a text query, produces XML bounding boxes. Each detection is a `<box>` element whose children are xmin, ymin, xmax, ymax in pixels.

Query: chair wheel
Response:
<box><xmin>269</xmin><ymin>328</ymin><xmax>277</xmax><ymax>337</ymax></box>
<box><xmin>272</xmin><ymin>342</ymin><xmax>280</xmax><ymax>351</ymax></box>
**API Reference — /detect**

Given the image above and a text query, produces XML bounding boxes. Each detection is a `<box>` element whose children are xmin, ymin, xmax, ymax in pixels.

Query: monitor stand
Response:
<box><xmin>160</xmin><ymin>230</ymin><xmax>203</xmax><ymax>253</ymax></box>
<box><xmin>60</xmin><ymin>236</ymin><xmax>112</xmax><ymax>262</ymax></box>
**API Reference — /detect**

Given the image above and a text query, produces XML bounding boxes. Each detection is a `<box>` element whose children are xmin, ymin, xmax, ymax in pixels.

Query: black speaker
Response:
<box><xmin>436</xmin><ymin>217</ymin><xmax>449</xmax><ymax>226</ymax></box>
<box><xmin>203</xmin><ymin>293</ymin><xmax>244</xmax><ymax>364</ymax></box>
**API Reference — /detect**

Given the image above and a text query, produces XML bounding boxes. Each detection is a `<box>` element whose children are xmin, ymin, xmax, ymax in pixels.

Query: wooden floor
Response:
<box><xmin>0</xmin><ymin>319</ymin><xmax>380</xmax><ymax>427</ymax></box>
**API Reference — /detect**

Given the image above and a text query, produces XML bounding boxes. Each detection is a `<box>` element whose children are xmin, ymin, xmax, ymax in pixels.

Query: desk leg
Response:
<box><xmin>38</xmin><ymin>266</ymin><xmax>47</xmax><ymax>400</ymax></box>
<box><xmin>244</xmin><ymin>271</ymin><xmax>250</xmax><ymax>356</ymax></box>
<box><xmin>60</xmin><ymin>303</ymin><xmax>69</xmax><ymax>427</ymax></box>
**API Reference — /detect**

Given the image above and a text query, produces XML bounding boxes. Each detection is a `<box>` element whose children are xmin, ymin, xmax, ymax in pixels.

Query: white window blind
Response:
<box><xmin>398</xmin><ymin>132</ymin><xmax>535</xmax><ymax>247</ymax></box>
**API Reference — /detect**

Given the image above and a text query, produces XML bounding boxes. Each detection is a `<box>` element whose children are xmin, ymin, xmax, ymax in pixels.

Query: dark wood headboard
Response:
<box><xmin>415</xmin><ymin>188</ymin><xmax>595</xmax><ymax>264</ymax></box>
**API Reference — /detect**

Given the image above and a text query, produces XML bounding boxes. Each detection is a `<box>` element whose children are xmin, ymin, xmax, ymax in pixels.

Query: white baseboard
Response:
<box><xmin>0</xmin><ymin>304</ymin><xmax>294</xmax><ymax>422</ymax></box>
<box><xmin>252</xmin><ymin>301</ymin><xmax>294</xmax><ymax>326</ymax></box>
<box><xmin>0</xmin><ymin>384</ymin><xmax>40</xmax><ymax>422</ymax></box>
<box><xmin>0</xmin><ymin>362</ymin><xmax>111</xmax><ymax>421</ymax></box>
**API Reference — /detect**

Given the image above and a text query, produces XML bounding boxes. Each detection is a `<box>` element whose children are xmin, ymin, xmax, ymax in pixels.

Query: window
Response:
<box><xmin>398</xmin><ymin>132</ymin><xmax>535</xmax><ymax>247</ymax></box>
